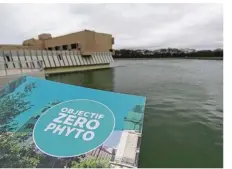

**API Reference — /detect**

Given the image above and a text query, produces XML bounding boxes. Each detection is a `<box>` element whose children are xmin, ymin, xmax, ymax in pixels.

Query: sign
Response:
<box><xmin>0</xmin><ymin>76</ymin><xmax>146</xmax><ymax>168</ymax></box>
<box><xmin>33</xmin><ymin>99</ymin><xmax>115</xmax><ymax>157</ymax></box>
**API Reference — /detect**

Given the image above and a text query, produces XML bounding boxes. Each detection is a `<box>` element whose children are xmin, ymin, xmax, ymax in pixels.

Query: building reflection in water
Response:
<box><xmin>46</xmin><ymin>68</ymin><xmax>115</xmax><ymax>92</ymax></box>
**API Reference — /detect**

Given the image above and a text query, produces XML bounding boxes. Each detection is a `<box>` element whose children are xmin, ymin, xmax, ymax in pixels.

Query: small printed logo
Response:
<box><xmin>33</xmin><ymin>99</ymin><xmax>115</xmax><ymax>157</ymax></box>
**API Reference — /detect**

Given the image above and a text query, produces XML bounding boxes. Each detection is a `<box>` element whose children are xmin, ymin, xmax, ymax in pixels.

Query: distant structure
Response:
<box><xmin>0</xmin><ymin>29</ymin><xmax>115</xmax><ymax>75</ymax></box>
<box><xmin>110</xmin><ymin>130</ymin><xmax>141</xmax><ymax>168</ymax></box>
<box><xmin>0</xmin><ymin>29</ymin><xmax>114</xmax><ymax>55</ymax></box>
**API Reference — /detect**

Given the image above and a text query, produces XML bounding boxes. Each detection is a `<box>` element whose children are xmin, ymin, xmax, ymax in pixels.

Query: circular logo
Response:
<box><xmin>33</xmin><ymin>99</ymin><xmax>115</xmax><ymax>157</ymax></box>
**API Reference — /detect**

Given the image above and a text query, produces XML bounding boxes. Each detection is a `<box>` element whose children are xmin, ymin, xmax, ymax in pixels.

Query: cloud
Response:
<box><xmin>0</xmin><ymin>3</ymin><xmax>222</xmax><ymax>50</ymax></box>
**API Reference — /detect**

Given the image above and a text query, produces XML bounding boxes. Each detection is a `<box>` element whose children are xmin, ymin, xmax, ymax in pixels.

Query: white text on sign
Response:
<box><xmin>44</xmin><ymin>108</ymin><xmax>104</xmax><ymax>141</ymax></box>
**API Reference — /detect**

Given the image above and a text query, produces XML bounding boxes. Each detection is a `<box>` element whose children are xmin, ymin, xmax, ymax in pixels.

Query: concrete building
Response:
<box><xmin>0</xmin><ymin>29</ymin><xmax>115</xmax><ymax>55</ymax></box>
<box><xmin>0</xmin><ymin>29</ymin><xmax>115</xmax><ymax>74</ymax></box>
<box><xmin>110</xmin><ymin>130</ymin><xmax>141</xmax><ymax>168</ymax></box>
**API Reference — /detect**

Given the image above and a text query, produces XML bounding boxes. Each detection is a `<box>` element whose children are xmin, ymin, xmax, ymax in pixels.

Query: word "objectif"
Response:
<box><xmin>44</xmin><ymin>107</ymin><xmax>105</xmax><ymax>141</ymax></box>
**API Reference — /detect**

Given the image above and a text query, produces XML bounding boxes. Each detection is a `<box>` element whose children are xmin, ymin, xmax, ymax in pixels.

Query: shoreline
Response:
<box><xmin>113</xmin><ymin>57</ymin><xmax>223</xmax><ymax>61</ymax></box>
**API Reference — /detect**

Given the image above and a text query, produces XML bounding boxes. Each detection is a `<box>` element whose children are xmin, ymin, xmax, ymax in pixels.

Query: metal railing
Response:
<box><xmin>0</xmin><ymin>60</ymin><xmax>44</xmax><ymax>76</ymax></box>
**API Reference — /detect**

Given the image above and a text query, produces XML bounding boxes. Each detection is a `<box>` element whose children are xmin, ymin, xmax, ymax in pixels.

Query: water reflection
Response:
<box><xmin>46</xmin><ymin>68</ymin><xmax>115</xmax><ymax>91</ymax></box>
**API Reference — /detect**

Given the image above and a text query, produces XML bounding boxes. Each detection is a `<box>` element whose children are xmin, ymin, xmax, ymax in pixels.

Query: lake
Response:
<box><xmin>47</xmin><ymin>59</ymin><xmax>223</xmax><ymax>168</ymax></box>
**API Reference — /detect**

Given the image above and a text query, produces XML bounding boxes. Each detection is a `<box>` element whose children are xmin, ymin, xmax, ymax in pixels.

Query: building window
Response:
<box><xmin>4</xmin><ymin>55</ymin><xmax>11</xmax><ymax>62</ymax></box>
<box><xmin>62</xmin><ymin>45</ymin><xmax>68</xmax><ymax>50</ymax></box>
<box><xmin>5</xmin><ymin>63</ymin><xmax>8</xmax><ymax>68</ymax></box>
<box><xmin>48</xmin><ymin>47</ymin><xmax>52</xmax><ymax>51</ymax></box>
<box><xmin>71</xmin><ymin>43</ymin><xmax>77</xmax><ymax>49</ymax></box>
<box><xmin>57</xmin><ymin>54</ymin><xmax>62</xmax><ymax>60</ymax></box>
<box><xmin>30</xmin><ymin>62</ymin><xmax>35</xmax><ymax>68</ymax></box>
<box><xmin>55</xmin><ymin>46</ymin><xmax>60</xmax><ymax>51</ymax></box>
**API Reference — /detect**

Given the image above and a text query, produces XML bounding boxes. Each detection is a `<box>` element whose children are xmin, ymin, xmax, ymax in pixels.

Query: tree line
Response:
<box><xmin>113</xmin><ymin>48</ymin><xmax>223</xmax><ymax>59</ymax></box>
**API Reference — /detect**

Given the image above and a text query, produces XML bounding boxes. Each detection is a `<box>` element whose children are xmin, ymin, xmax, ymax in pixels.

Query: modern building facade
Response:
<box><xmin>110</xmin><ymin>130</ymin><xmax>141</xmax><ymax>168</ymax></box>
<box><xmin>0</xmin><ymin>29</ymin><xmax>115</xmax><ymax>74</ymax></box>
<box><xmin>0</xmin><ymin>29</ymin><xmax>114</xmax><ymax>55</ymax></box>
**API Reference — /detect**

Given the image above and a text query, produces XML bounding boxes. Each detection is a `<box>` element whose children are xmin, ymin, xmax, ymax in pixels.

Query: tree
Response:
<box><xmin>40</xmin><ymin>100</ymin><xmax>61</xmax><ymax>113</ymax></box>
<box><xmin>37</xmin><ymin>154</ymin><xmax>82</xmax><ymax>168</ymax></box>
<box><xmin>0</xmin><ymin>82</ymin><xmax>36</xmax><ymax>133</ymax></box>
<box><xmin>113</xmin><ymin>48</ymin><xmax>223</xmax><ymax>59</ymax></box>
<box><xmin>0</xmin><ymin>76</ymin><xmax>27</xmax><ymax>98</ymax></box>
<box><xmin>0</xmin><ymin>132</ymin><xmax>82</xmax><ymax>168</ymax></box>
<box><xmin>0</xmin><ymin>133</ymin><xmax>41</xmax><ymax>168</ymax></box>
<box><xmin>71</xmin><ymin>157</ymin><xmax>110</xmax><ymax>168</ymax></box>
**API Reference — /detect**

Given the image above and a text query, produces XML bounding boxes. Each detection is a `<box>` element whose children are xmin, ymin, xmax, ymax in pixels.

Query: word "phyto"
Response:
<box><xmin>44</xmin><ymin>108</ymin><xmax>104</xmax><ymax>141</ymax></box>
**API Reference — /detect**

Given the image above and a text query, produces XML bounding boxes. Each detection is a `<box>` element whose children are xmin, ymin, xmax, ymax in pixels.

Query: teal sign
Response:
<box><xmin>33</xmin><ymin>99</ymin><xmax>115</xmax><ymax>157</ymax></box>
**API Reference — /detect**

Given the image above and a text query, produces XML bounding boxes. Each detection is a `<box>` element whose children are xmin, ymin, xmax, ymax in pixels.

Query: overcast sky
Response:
<box><xmin>0</xmin><ymin>3</ymin><xmax>222</xmax><ymax>50</ymax></box>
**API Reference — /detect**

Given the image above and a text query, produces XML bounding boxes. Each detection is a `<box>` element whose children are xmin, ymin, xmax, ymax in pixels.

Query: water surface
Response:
<box><xmin>47</xmin><ymin>59</ymin><xmax>223</xmax><ymax>168</ymax></box>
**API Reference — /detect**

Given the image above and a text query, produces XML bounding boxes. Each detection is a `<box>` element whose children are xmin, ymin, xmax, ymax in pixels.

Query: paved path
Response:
<box><xmin>0</xmin><ymin>69</ymin><xmax>45</xmax><ymax>90</ymax></box>
<box><xmin>0</xmin><ymin>68</ymin><xmax>41</xmax><ymax>76</ymax></box>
